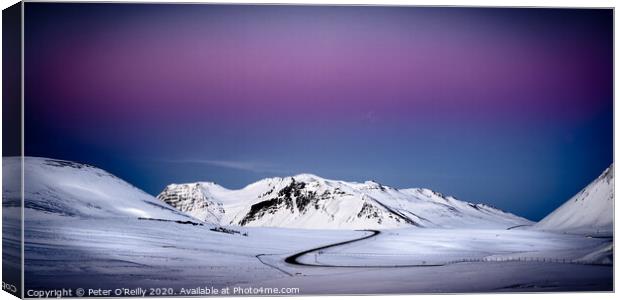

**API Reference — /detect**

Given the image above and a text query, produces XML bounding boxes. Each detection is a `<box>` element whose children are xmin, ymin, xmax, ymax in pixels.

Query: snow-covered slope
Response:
<box><xmin>3</xmin><ymin>157</ymin><xmax>193</xmax><ymax>221</ymax></box>
<box><xmin>533</xmin><ymin>164</ymin><xmax>614</xmax><ymax>235</ymax></box>
<box><xmin>158</xmin><ymin>174</ymin><xmax>531</xmax><ymax>229</ymax></box>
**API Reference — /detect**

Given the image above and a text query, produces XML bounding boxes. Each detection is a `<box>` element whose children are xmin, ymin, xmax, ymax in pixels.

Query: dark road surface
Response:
<box><xmin>284</xmin><ymin>230</ymin><xmax>380</xmax><ymax>266</ymax></box>
<box><xmin>282</xmin><ymin>229</ymin><xmax>446</xmax><ymax>268</ymax></box>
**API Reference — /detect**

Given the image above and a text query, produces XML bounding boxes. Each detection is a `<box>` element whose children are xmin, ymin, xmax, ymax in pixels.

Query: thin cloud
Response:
<box><xmin>163</xmin><ymin>158</ymin><xmax>288</xmax><ymax>174</ymax></box>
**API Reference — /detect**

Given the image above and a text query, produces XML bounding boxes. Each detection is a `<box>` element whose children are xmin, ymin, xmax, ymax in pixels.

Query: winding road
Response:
<box><xmin>282</xmin><ymin>230</ymin><xmax>445</xmax><ymax>268</ymax></box>
<box><xmin>256</xmin><ymin>227</ymin><xmax>600</xmax><ymax>276</ymax></box>
<box><xmin>284</xmin><ymin>230</ymin><xmax>380</xmax><ymax>266</ymax></box>
<box><xmin>254</xmin><ymin>230</ymin><xmax>382</xmax><ymax>276</ymax></box>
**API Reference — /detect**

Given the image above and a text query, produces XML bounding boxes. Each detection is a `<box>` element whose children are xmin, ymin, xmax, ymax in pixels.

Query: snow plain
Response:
<box><xmin>19</xmin><ymin>218</ymin><xmax>612</xmax><ymax>293</ymax></box>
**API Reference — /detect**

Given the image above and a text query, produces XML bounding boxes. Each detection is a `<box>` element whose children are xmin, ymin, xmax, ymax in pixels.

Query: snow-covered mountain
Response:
<box><xmin>533</xmin><ymin>164</ymin><xmax>614</xmax><ymax>235</ymax></box>
<box><xmin>3</xmin><ymin>157</ymin><xmax>194</xmax><ymax>221</ymax></box>
<box><xmin>158</xmin><ymin>174</ymin><xmax>531</xmax><ymax>229</ymax></box>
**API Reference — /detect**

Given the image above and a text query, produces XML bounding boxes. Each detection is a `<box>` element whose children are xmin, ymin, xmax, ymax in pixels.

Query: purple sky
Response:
<box><xmin>24</xmin><ymin>4</ymin><xmax>613</xmax><ymax>220</ymax></box>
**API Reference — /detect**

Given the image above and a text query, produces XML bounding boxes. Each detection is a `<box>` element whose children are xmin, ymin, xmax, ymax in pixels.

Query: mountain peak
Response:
<box><xmin>156</xmin><ymin>173</ymin><xmax>531</xmax><ymax>230</ymax></box>
<box><xmin>599</xmin><ymin>163</ymin><xmax>613</xmax><ymax>183</ymax></box>
<box><xmin>290</xmin><ymin>173</ymin><xmax>325</xmax><ymax>182</ymax></box>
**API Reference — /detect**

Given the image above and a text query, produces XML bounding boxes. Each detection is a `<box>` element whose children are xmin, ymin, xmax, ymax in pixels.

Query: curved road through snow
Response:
<box><xmin>284</xmin><ymin>230</ymin><xmax>381</xmax><ymax>266</ymax></box>
<box><xmin>283</xmin><ymin>230</ymin><xmax>444</xmax><ymax>268</ymax></box>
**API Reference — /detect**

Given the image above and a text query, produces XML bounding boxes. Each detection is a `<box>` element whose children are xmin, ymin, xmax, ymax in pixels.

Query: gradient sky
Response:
<box><xmin>24</xmin><ymin>4</ymin><xmax>612</xmax><ymax>221</ymax></box>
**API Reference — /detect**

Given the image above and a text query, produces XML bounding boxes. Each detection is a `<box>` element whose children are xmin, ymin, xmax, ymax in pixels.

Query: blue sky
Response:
<box><xmin>24</xmin><ymin>4</ymin><xmax>613</xmax><ymax>221</ymax></box>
